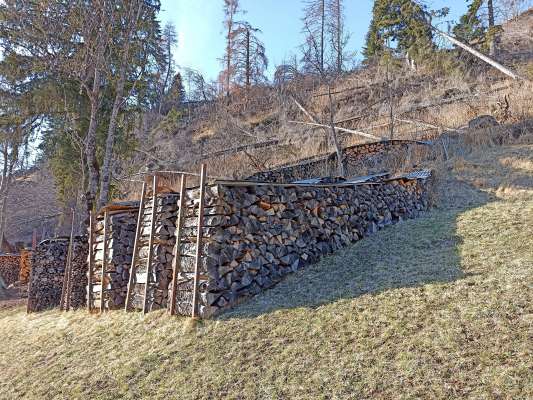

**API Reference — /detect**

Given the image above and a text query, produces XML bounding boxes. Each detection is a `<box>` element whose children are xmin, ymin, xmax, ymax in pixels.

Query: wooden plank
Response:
<box><xmin>124</xmin><ymin>182</ymin><xmax>147</xmax><ymax>312</ymax></box>
<box><xmin>64</xmin><ymin>210</ymin><xmax>76</xmax><ymax>311</ymax></box>
<box><xmin>169</xmin><ymin>174</ymin><xmax>187</xmax><ymax>315</ymax></box>
<box><xmin>59</xmin><ymin>209</ymin><xmax>75</xmax><ymax>311</ymax></box>
<box><xmin>142</xmin><ymin>175</ymin><xmax>158</xmax><ymax>314</ymax></box>
<box><xmin>192</xmin><ymin>164</ymin><xmax>207</xmax><ymax>319</ymax></box>
<box><xmin>100</xmin><ymin>210</ymin><xmax>109</xmax><ymax>313</ymax></box>
<box><xmin>87</xmin><ymin>210</ymin><xmax>95</xmax><ymax>312</ymax></box>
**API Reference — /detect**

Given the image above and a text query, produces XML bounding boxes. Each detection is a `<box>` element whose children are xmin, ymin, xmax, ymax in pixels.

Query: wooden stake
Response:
<box><xmin>100</xmin><ymin>210</ymin><xmax>109</xmax><ymax>313</ymax></box>
<box><xmin>191</xmin><ymin>164</ymin><xmax>206</xmax><ymax>319</ymax></box>
<box><xmin>169</xmin><ymin>174</ymin><xmax>187</xmax><ymax>315</ymax></box>
<box><xmin>124</xmin><ymin>182</ymin><xmax>147</xmax><ymax>312</ymax></box>
<box><xmin>60</xmin><ymin>209</ymin><xmax>75</xmax><ymax>311</ymax></box>
<box><xmin>65</xmin><ymin>210</ymin><xmax>76</xmax><ymax>311</ymax></box>
<box><xmin>142</xmin><ymin>175</ymin><xmax>158</xmax><ymax>314</ymax></box>
<box><xmin>87</xmin><ymin>210</ymin><xmax>95</xmax><ymax>312</ymax></box>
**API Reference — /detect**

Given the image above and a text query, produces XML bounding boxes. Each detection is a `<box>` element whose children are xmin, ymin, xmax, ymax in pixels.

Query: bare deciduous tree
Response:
<box><xmin>232</xmin><ymin>23</ymin><xmax>268</xmax><ymax>87</ymax></box>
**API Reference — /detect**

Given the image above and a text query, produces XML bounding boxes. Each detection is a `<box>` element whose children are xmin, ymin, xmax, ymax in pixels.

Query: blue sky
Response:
<box><xmin>159</xmin><ymin>0</ymin><xmax>469</xmax><ymax>81</ymax></box>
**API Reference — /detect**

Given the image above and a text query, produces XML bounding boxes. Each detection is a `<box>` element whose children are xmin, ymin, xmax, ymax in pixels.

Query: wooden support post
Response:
<box><xmin>124</xmin><ymin>182</ymin><xmax>147</xmax><ymax>312</ymax></box>
<box><xmin>192</xmin><ymin>164</ymin><xmax>206</xmax><ymax>319</ymax></box>
<box><xmin>100</xmin><ymin>210</ymin><xmax>109</xmax><ymax>313</ymax></box>
<box><xmin>60</xmin><ymin>209</ymin><xmax>75</xmax><ymax>311</ymax></box>
<box><xmin>87</xmin><ymin>210</ymin><xmax>95</xmax><ymax>312</ymax></box>
<box><xmin>169</xmin><ymin>174</ymin><xmax>187</xmax><ymax>315</ymax></box>
<box><xmin>65</xmin><ymin>210</ymin><xmax>76</xmax><ymax>311</ymax></box>
<box><xmin>142</xmin><ymin>175</ymin><xmax>158</xmax><ymax>314</ymax></box>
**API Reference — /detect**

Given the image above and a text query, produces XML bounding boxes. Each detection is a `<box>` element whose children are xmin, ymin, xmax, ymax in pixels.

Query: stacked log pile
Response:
<box><xmin>19</xmin><ymin>249</ymin><xmax>32</xmax><ymax>283</ymax></box>
<box><xmin>91</xmin><ymin>210</ymin><xmax>138</xmax><ymax>310</ymax></box>
<box><xmin>172</xmin><ymin>185</ymin><xmax>228</xmax><ymax>316</ymax></box>
<box><xmin>176</xmin><ymin>175</ymin><xmax>431</xmax><ymax>317</ymax></box>
<box><xmin>27</xmin><ymin>237</ymin><xmax>88</xmax><ymax>312</ymax></box>
<box><xmin>0</xmin><ymin>255</ymin><xmax>20</xmax><ymax>286</ymax></box>
<box><xmin>131</xmin><ymin>193</ymin><xmax>179</xmax><ymax>311</ymax></box>
<box><xmin>247</xmin><ymin>140</ymin><xmax>430</xmax><ymax>183</ymax></box>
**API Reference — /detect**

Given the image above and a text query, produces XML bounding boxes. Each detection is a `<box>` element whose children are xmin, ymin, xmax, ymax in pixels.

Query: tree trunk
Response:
<box><xmin>85</xmin><ymin>69</ymin><xmax>101</xmax><ymax>216</ymax></box>
<box><xmin>487</xmin><ymin>0</ymin><xmax>497</xmax><ymax>56</ymax></box>
<box><xmin>327</xmin><ymin>85</ymin><xmax>345</xmax><ymax>177</ymax></box>
<box><xmin>320</xmin><ymin>0</ymin><xmax>325</xmax><ymax>72</ymax></box>
<box><xmin>245</xmin><ymin>28</ymin><xmax>250</xmax><ymax>87</ymax></box>
<box><xmin>98</xmin><ymin>3</ymin><xmax>140</xmax><ymax>209</ymax></box>
<box><xmin>336</xmin><ymin>0</ymin><xmax>342</xmax><ymax>73</ymax></box>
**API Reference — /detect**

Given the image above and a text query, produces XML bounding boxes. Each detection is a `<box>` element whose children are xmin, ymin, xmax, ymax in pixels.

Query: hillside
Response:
<box><xmin>127</xmin><ymin>10</ymin><xmax>533</xmax><ymax>185</ymax></box>
<box><xmin>1</xmin><ymin>126</ymin><xmax>531</xmax><ymax>399</ymax></box>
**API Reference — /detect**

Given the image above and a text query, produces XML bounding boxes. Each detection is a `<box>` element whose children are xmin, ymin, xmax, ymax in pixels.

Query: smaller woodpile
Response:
<box><xmin>27</xmin><ymin>237</ymin><xmax>88</xmax><ymax>312</ymax></box>
<box><xmin>91</xmin><ymin>207</ymin><xmax>138</xmax><ymax>309</ymax></box>
<box><xmin>0</xmin><ymin>255</ymin><xmax>21</xmax><ymax>287</ymax></box>
<box><xmin>19</xmin><ymin>249</ymin><xmax>32</xmax><ymax>283</ymax></box>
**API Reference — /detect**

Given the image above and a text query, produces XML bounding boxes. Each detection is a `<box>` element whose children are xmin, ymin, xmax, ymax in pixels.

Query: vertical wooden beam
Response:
<box><xmin>64</xmin><ymin>210</ymin><xmax>76</xmax><ymax>311</ymax></box>
<box><xmin>60</xmin><ymin>209</ymin><xmax>75</xmax><ymax>311</ymax></box>
<box><xmin>142</xmin><ymin>175</ymin><xmax>158</xmax><ymax>314</ymax></box>
<box><xmin>87</xmin><ymin>210</ymin><xmax>95</xmax><ymax>312</ymax></box>
<box><xmin>192</xmin><ymin>164</ymin><xmax>206</xmax><ymax>319</ymax></box>
<box><xmin>100</xmin><ymin>210</ymin><xmax>109</xmax><ymax>313</ymax></box>
<box><xmin>124</xmin><ymin>182</ymin><xmax>147</xmax><ymax>312</ymax></box>
<box><xmin>169</xmin><ymin>174</ymin><xmax>187</xmax><ymax>315</ymax></box>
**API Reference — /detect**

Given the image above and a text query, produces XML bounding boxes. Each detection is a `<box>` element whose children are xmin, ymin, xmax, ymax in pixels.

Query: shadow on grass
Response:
<box><xmin>219</xmin><ymin>177</ymin><xmax>495</xmax><ymax>320</ymax></box>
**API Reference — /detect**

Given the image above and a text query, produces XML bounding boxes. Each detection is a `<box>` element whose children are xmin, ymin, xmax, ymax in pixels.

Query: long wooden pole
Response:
<box><xmin>124</xmin><ymin>182</ymin><xmax>147</xmax><ymax>312</ymax></box>
<box><xmin>191</xmin><ymin>164</ymin><xmax>206</xmax><ymax>319</ymax></box>
<box><xmin>87</xmin><ymin>210</ymin><xmax>95</xmax><ymax>312</ymax></box>
<box><xmin>65</xmin><ymin>209</ymin><xmax>76</xmax><ymax>311</ymax></box>
<box><xmin>142</xmin><ymin>175</ymin><xmax>158</xmax><ymax>314</ymax></box>
<box><xmin>432</xmin><ymin>27</ymin><xmax>522</xmax><ymax>80</ymax></box>
<box><xmin>100</xmin><ymin>210</ymin><xmax>109</xmax><ymax>313</ymax></box>
<box><xmin>60</xmin><ymin>209</ymin><xmax>75</xmax><ymax>311</ymax></box>
<box><xmin>169</xmin><ymin>174</ymin><xmax>187</xmax><ymax>315</ymax></box>
<box><xmin>288</xmin><ymin>120</ymin><xmax>382</xmax><ymax>140</ymax></box>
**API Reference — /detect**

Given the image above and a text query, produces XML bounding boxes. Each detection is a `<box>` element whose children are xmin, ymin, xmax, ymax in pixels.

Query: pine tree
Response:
<box><xmin>363</xmin><ymin>0</ymin><xmax>433</xmax><ymax>62</ymax></box>
<box><xmin>452</xmin><ymin>0</ymin><xmax>485</xmax><ymax>44</ymax></box>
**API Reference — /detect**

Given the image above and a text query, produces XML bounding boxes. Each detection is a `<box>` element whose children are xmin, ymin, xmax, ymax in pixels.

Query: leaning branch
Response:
<box><xmin>288</xmin><ymin>120</ymin><xmax>382</xmax><ymax>140</ymax></box>
<box><xmin>431</xmin><ymin>26</ymin><xmax>523</xmax><ymax>81</ymax></box>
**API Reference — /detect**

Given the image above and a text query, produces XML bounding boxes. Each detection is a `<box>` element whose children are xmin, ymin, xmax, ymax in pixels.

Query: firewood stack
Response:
<box><xmin>27</xmin><ymin>237</ymin><xmax>88</xmax><ymax>312</ymax></box>
<box><xmin>90</xmin><ymin>210</ymin><xmax>138</xmax><ymax>309</ymax></box>
<box><xmin>0</xmin><ymin>255</ymin><xmax>21</xmax><ymax>287</ymax></box>
<box><xmin>131</xmin><ymin>193</ymin><xmax>179</xmax><ymax>311</ymax></box>
<box><xmin>18</xmin><ymin>249</ymin><xmax>32</xmax><ymax>284</ymax></box>
<box><xmin>171</xmin><ymin>176</ymin><xmax>431</xmax><ymax>317</ymax></box>
<box><xmin>247</xmin><ymin>140</ymin><xmax>430</xmax><ymax>183</ymax></box>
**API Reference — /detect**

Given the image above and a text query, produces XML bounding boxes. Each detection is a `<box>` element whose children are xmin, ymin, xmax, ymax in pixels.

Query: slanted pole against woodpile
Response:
<box><xmin>100</xmin><ymin>210</ymin><xmax>109</xmax><ymax>313</ymax></box>
<box><xmin>142</xmin><ymin>175</ymin><xmax>158</xmax><ymax>314</ymax></box>
<box><xmin>169</xmin><ymin>174</ymin><xmax>187</xmax><ymax>316</ymax></box>
<box><xmin>124</xmin><ymin>182</ymin><xmax>147</xmax><ymax>312</ymax></box>
<box><xmin>60</xmin><ymin>209</ymin><xmax>75</xmax><ymax>311</ymax></box>
<box><xmin>191</xmin><ymin>164</ymin><xmax>206</xmax><ymax>319</ymax></box>
<box><xmin>87</xmin><ymin>210</ymin><xmax>95</xmax><ymax>312</ymax></box>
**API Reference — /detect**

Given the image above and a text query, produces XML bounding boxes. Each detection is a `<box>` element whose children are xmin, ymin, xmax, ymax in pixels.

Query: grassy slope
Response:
<box><xmin>1</xmin><ymin>144</ymin><xmax>532</xmax><ymax>400</ymax></box>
